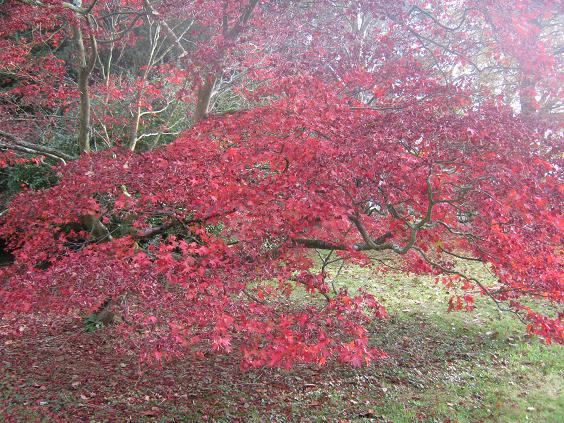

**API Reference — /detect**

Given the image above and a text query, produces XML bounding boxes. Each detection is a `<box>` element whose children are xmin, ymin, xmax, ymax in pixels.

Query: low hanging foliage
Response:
<box><xmin>0</xmin><ymin>0</ymin><xmax>562</xmax><ymax>368</ymax></box>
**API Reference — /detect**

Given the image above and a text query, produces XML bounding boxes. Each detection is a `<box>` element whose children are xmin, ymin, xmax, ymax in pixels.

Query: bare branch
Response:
<box><xmin>439</xmin><ymin>247</ymin><xmax>483</xmax><ymax>262</ymax></box>
<box><xmin>407</xmin><ymin>6</ymin><xmax>476</xmax><ymax>32</ymax></box>
<box><xmin>292</xmin><ymin>238</ymin><xmax>348</xmax><ymax>251</ymax></box>
<box><xmin>412</xmin><ymin>246</ymin><xmax>527</xmax><ymax>323</ymax></box>
<box><xmin>0</xmin><ymin>130</ymin><xmax>76</xmax><ymax>162</ymax></box>
<box><xmin>143</xmin><ymin>0</ymin><xmax>188</xmax><ymax>58</ymax></box>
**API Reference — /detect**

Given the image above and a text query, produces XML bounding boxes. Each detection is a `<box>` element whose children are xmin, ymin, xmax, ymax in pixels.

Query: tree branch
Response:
<box><xmin>412</xmin><ymin>246</ymin><xmax>527</xmax><ymax>323</ymax></box>
<box><xmin>292</xmin><ymin>238</ymin><xmax>349</xmax><ymax>251</ymax></box>
<box><xmin>133</xmin><ymin>209</ymin><xmax>237</xmax><ymax>239</ymax></box>
<box><xmin>0</xmin><ymin>130</ymin><xmax>76</xmax><ymax>162</ymax></box>
<box><xmin>143</xmin><ymin>0</ymin><xmax>188</xmax><ymax>58</ymax></box>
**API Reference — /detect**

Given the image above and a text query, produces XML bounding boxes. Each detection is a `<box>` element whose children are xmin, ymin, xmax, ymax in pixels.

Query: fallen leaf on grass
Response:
<box><xmin>142</xmin><ymin>407</ymin><xmax>162</xmax><ymax>416</ymax></box>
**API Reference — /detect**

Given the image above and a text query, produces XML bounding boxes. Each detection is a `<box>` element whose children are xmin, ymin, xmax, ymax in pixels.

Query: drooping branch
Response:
<box><xmin>411</xmin><ymin>246</ymin><xmax>527</xmax><ymax>324</ymax></box>
<box><xmin>439</xmin><ymin>247</ymin><xmax>483</xmax><ymax>262</ymax></box>
<box><xmin>290</xmin><ymin>277</ymin><xmax>331</xmax><ymax>302</ymax></box>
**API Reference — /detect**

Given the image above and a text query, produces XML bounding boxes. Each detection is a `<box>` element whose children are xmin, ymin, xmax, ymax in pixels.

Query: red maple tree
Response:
<box><xmin>0</xmin><ymin>0</ymin><xmax>562</xmax><ymax>368</ymax></box>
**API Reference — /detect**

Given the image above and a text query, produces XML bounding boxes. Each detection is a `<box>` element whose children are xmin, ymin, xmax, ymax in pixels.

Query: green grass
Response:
<box><xmin>302</xmin><ymin>263</ymin><xmax>564</xmax><ymax>423</ymax></box>
<box><xmin>1</xmin><ymin>262</ymin><xmax>562</xmax><ymax>421</ymax></box>
<box><xmin>245</xmin><ymin>260</ymin><xmax>562</xmax><ymax>422</ymax></box>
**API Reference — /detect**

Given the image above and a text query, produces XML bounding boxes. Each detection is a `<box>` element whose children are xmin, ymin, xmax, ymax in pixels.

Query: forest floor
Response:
<box><xmin>1</xmin><ymin>264</ymin><xmax>562</xmax><ymax>422</ymax></box>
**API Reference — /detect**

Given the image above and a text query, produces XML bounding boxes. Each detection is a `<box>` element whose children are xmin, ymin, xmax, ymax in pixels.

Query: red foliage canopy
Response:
<box><xmin>0</xmin><ymin>0</ymin><xmax>562</xmax><ymax>367</ymax></box>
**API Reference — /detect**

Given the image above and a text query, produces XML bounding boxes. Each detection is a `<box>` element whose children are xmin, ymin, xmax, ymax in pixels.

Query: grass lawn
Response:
<box><xmin>1</xmin><ymin>263</ymin><xmax>562</xmax><ymax>422</ymax></box>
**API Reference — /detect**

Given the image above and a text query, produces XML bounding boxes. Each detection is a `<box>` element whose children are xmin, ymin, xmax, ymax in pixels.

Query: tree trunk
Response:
<box><xmin>78</xmin><ymin>67</ymin><xmax>91</xmax><ymax>153</ymax></box>
<box><xmin>73</xmin><ymin>19</ymin><xmax>97</xmax><ymax>154</ymax></box>
<box><xmin>74</xmin><ymin>25</ymin><xmax>92</xmax><ymax>153</ymax></box>
<box><xmin>193</xmin><ymin>76</ymin><xmax>215</xmax><ymax>124</ymax></box>
<box><xmin>519</xmin><ymin>76</ymin><xmax>536</xmax><ymax>117</ymax></box>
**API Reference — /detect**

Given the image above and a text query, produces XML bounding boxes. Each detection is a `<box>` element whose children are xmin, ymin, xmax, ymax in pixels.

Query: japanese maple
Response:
<box><xmin>0</xmin><ymin>0</ymin><xmax>562</xmax><ymax>368</ymax></box>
